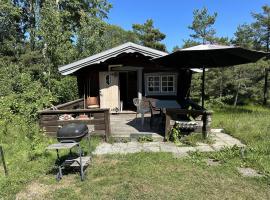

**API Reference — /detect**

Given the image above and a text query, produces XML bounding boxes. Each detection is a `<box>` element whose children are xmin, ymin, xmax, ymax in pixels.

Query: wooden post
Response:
<box><xmin>137</xmin><ymin>69</ymin><xmax>143</xmax><ymax>99</ymax></box>
<box><xmin>165</xmin><ymin>109</ymin><xmax>172</xmax><ymax>141</ymax></box>
<box><xmin>202</xmin><ymin>112</ymin><xmax>207</xmax><ymax>139</ymax></box>
<box><xmin>0</xmin><ymin>146</ymin><xmax>8</xmax><ymax>176</ymax></box>
<box><xmin>104</xmin><ymin>109</ymin><xmax>111</xmax><ymax>142</ymax></box>
<box><xmin>201</xmin><ymin>67</ymin><xmax>205</xmax><ymax>109</ymax></box>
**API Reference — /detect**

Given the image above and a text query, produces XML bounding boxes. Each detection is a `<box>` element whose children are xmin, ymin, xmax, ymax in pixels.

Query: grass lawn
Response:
<box><xmin>0</xmin><ymin>105</ymin><xmax>270</xmax><ymax>199</ymax></box>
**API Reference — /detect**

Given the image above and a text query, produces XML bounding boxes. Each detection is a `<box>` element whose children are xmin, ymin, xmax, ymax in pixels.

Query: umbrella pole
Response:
<box><xmin>201</xmin><ymin>67</ymin><xmax>205</xmax><ymax>109</ymax></box>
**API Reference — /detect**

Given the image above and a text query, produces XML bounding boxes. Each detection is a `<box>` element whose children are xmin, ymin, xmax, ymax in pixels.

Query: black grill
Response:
<box><xmin>57</xmin><ymin>123</ymin><xmax>88</xmax><ymax>142</ymax></box>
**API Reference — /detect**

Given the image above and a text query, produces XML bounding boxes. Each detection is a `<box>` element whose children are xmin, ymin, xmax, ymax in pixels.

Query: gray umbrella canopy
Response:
<box><xmin>154</xmin><ymin>44</ymin><xmax>269</xmax><ymax>68</ymax></box>
<box><xmin>153</xmin><ymin>44</ymin><xmax>269</xmax><ymax>110</ymax></box>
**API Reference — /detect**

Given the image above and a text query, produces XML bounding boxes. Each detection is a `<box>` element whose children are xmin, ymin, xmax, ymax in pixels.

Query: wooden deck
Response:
<box><xmin>38</xmin><ymin>99</ymin><xmax>212</xmax><ymax>142</ymax></box>
<box><xmin>110</xmin><ymin>113</ymin><xmax>164</xmax><ymax>141</ymax></box>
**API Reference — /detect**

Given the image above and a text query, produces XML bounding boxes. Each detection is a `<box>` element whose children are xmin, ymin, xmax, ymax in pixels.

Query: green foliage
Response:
<box><xmin>167</xmin><ymin>124</ymin><xmax>182</xmax><ymax>144</ymax></box>
<box><xmin>188</xmin><ymin>7</ymin><xmax>217</xmax><ymax>44</ymax></box>
<box><xmin>182</xmin><ymin>133</ymin><xmax>213</xmax><ymax>146</ymax></box>
<box><xmin>138</xmin><ymin>135</ymin><xmax>153</xmax><ymax>143</ymax></box>
<box><xmin>132</xmin><ymin>19</ymin><xmax>166</xmax><ymax>51</ymax></box>
<box><xmin>51</xmin><ymin>76</ymin><xmax>79</xmax><ymax>104</ymax></box>
<box><xmin>252</xmin><ymin>5</ymin><xmax>270</xmax><ymax>52</ymax></box>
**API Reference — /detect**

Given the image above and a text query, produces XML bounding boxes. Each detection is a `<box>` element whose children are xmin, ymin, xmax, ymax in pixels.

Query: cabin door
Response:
<box><xmin>99</xmin><ymin>72</ymin><xmax>120</xmax><ymax>111</ymax></box>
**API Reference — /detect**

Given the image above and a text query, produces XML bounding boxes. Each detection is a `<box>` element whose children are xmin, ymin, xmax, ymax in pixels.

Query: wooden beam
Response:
<box><xmin>104</xmin><ymin>110</ymin><xmax>111</xmax><ymax>142</ymax></box>
<box><xmin>38</xmin><ymin>108</ymin><xmax>109</xmax><ymax>115</ymax></box>
<box><xmin>202</xmin><ymin>113</ymin><xmax>207</xmax><ymax>139</ymax></box>
<box><xmin>165</xmin><ymin>112</ymin><xmax>172</xmax><ymax>141</ymax></box>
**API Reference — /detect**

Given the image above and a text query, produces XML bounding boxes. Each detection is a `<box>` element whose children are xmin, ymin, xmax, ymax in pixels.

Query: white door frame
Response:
<box><xmin>112</xmin><ymin>66</ymin><xmax>143</xmax><ymax>100</ymax></box>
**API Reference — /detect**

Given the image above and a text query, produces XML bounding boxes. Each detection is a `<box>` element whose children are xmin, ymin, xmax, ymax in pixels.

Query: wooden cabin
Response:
<box><xmin>39</xmin><ymin>42</ymin><xmax>211</xmax><ymax>141</ymax></box>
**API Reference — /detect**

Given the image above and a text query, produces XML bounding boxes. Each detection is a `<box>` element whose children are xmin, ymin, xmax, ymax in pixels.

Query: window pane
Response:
<box><xmin>168</xmin><ymin>82</ymin><xmax>173</xmax><ymax>86</ymax></box>
<box><xmin>148</xmin><ymin>77</ymin><xmax>153</xmax><ymax>81</ymax></box>
<box><xmin>154</xmin><ymin>77</ymin><xmax>160</xmax><ymax>81</ymax></box>
<box><xmin>168</xmin><ymin>87</ymin><xmax>174</xmax><ymax>91</ymax></box>
<box><xmin>162</xmin><ymin>87</ymin><xmax>168</xmax><ymax>92</ymax></box>
<box><xmin>168</xmin><ymin>76</ymin><xmax>174</xmax><ymax>81</ymax></box>
<box><xmin>154</xmin><ymin>81</ymin><xmax>160</xmax><ymax>86</ymax></box>
<box><xmin>162</xmin><ymin>76</ymin><xmax>167</xmax><ymax>81</ymax></box>
<box><xmin>162</xmin><ymin>81</ymin><xmax>167</xmax><ymax>87</ymax></box>
<box><xmin>153</xmin><ymin>87</ymin><xmax>159</xmax><ymax>91</ymax></box>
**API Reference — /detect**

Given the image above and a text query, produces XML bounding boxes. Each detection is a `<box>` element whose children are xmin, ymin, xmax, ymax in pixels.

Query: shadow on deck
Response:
<box><xmin>110</xmin><ymin>113</ymin><xmax>164</xmax><ymax>141</ymax></box>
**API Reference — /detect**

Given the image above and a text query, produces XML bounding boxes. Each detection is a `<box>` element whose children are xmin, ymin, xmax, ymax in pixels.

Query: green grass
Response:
<box><xmin>14</xmin><ymin>153</ymin><xmax>270</xmax><ymax>199</ymax></box>
<box><xmin>211</xmin><ymin>105</ymin><xmax>270</xmax><ymax>173</ymax></box>
<box><xmin>0</xmin><ymin>105</ymin><xmax>270</xmax><ymax>199</ymax></box>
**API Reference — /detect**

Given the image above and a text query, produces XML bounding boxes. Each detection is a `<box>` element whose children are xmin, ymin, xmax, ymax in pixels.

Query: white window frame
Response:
<box><xmin>144</xmin><ymin>73</ymin><xmax>177</xmax><ymax>96</ymax></box>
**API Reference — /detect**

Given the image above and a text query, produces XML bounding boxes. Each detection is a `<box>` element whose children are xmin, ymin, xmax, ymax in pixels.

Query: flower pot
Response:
<box><xmin>87</xmin><ymin>96</ymin><xmax>99</xmax><ymax>108</ymax></box>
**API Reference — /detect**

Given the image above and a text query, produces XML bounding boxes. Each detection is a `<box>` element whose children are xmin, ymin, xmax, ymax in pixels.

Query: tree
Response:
<box><xmin>0</xmin><ymin>1</ymin><xmax>24</xmax><ymax>58</ymax></box>
<box><xmin>252</xmin><ymin>5</ymin><xmax>270</xmax><ymax>105</ymax></box>
<box><xmin>182</xmin><ymin>39</ymin><xmax>200</xmax><ymax>48</ymax></box>
<box><xmin>132</xmin><ymin>19</ymin><xmax>166</xmax><ymax>51</ymax></box>
<box><xmin>232</xmin><ymin>24</ymin><xmax>255</xmax><ymax>49</ymax></box>
<box><xmin>100</xmin><ymin>24</ymin><xmax>139</xmax><ymax>50</ymax></box>
<box><xmin>188</xmin><ymin>7</ymin><xmax>217</xmax><ymax>44</ymax></box>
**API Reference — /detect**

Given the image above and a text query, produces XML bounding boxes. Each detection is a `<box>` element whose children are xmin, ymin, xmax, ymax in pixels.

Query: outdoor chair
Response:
<box><xmin>133</xmin><ymin>98</ymin><xmax>150</xmax><ymax>127</ymax></box>
<box><xmin>149</xmin><ymin>100</ymin><xmax>163</xmax><ymax>129</ymax></box>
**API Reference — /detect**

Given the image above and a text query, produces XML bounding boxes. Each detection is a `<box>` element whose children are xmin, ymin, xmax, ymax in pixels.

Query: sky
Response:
<box><xmin>106</xmin><ymin>0</ymin><xmax>270</xmax><ymax>52</ymax></box>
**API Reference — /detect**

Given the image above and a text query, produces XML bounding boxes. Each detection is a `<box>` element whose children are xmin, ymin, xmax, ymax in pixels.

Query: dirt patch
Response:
<box><xmin>16</xmin><ymin>182</ymin><xmax>51</xmax><ymax>200</ymax></box>
<box><xmin>16</xmin><ymin>175</ymin><xmax>78</xmax><ymax>200</ymax></box>
<box><xmin>237</xmin><ymin>167</ymin><xmax>264</xmax><ymax>177</ymax></box>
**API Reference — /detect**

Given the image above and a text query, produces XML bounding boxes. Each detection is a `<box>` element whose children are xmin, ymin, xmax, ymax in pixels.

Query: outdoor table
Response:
<box><xmin>155</xmin><ymin>100</ymin><xmax>181</xmax><ymax>110</ymax></box>
<box><xmin>46</xmin><ymin>142</ymin><xmax>91</xmax><ymax>181</ymax></box>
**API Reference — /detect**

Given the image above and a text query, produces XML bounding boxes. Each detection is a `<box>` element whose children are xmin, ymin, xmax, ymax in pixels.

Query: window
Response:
<box><xmin>145</xmin><ymin>73</ymin><xmax>177</xmax><ymax>95</ymax></box>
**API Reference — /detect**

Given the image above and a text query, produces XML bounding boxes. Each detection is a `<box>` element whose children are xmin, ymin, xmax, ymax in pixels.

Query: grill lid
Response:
<box><xmin>57</xmin><ymin>123</ymin><xmax>88</xmax><ymax>142</ymax></box>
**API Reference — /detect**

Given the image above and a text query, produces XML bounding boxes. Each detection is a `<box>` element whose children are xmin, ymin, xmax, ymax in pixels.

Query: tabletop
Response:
<box><xmin>155</xmin><ymin>100</ymin><xmax>181</xmax><ymax>109</ymax></box>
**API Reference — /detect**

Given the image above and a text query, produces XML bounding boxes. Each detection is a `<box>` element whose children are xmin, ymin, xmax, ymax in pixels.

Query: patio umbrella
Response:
<box><xmin>154</xmin><ymin>44</ymin><xmax>268</xmax><ymax>68</ymax></box>
<box><xmin>153</xmin><ymin>44</ymin><xmax>269</xmax><ymax>108</ymax></box>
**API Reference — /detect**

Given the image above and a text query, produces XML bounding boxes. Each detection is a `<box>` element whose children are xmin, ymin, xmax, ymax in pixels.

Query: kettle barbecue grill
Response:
<box><xmin>57</xmin><ymin>123</ymin><xmax>89</xmax><ymax>142</ymax></box>
<box><xmin>46</xmin><ymin>123</ymin><xmax>92</xmax><ymax>181</ymax></box>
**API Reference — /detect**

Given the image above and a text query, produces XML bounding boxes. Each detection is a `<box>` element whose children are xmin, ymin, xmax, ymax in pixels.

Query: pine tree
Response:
<box><xmin>132</xmin><ymin>19</ymin><xmax>166</xmax><ymax>51</ymax></box>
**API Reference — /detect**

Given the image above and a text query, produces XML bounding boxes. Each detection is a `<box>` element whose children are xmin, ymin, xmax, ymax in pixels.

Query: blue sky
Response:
<box><xmin>107</xmin><ymin>0</ymin><xmax>269</xmax><ymax>52</ymax></box>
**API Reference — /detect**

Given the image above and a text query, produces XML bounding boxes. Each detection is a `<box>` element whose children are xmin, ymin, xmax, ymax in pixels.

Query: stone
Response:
<box><xmin>177</xmin><ymin>147</ymin><xmax>196</xmax><ymax>154</ymax></box>
<box><xmin>237</xmin><ymin>167</ymin><xmax>264</xmax><ymax>177</ymax></box>
<box><xmin>195</xmin><ymin>145</ymin><xmax>214</xmax><ymax>152</ymax></box>
<box><xmin>160</xmin><ymin>143</ymin><xmax>179</xmax><ymax>153</ymax></box>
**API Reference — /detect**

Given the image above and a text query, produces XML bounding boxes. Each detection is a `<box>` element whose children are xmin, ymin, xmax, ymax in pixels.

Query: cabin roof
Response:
<box><xmin>59</xmin><ymin>42</ymin><xmax>168</xmax><ymax>75</ymax></box>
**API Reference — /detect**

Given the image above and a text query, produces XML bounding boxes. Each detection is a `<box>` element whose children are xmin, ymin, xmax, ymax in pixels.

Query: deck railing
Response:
<box><xmin>165</xmin><ymin>108</ymin><xmax>213</xmax><ymax>139</ymax></box>
<box><xmin>38</xmin><ymin>99</ymin><xmax>111</xmax><ymax>141</ymax></box>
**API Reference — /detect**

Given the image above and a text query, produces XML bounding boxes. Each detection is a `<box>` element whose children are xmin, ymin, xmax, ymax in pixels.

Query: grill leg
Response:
<box><xmin>78</xmin><ymin>144</ymin><xmax>84</xmax><ymax>181</ymax></box>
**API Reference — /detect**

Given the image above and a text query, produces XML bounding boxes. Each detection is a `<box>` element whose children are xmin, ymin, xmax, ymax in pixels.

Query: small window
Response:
<box><xmin>105</xmin><ymin>75</ymin><xmax>111</xmax><ymax>85</ymax></box>
<box><xmin>145</xmin><ymin>73</ymin><xmax>177</xmax><ymax>95</ymax></box>
<box><xmin>161</xmin><ymin>75</ymin><xmax>175</xmax><ymax>93</ymax></box>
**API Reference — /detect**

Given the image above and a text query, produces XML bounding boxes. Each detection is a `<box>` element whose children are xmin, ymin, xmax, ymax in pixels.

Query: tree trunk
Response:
<box><xmin>219</xmin><ymin>69</ymin><xmax>223</xmax><ymax>98</ymax></box>
<box><xmin>234</xmin><ymin>82</ymin><xmax>240</xmax><ymax>107</ymax></box>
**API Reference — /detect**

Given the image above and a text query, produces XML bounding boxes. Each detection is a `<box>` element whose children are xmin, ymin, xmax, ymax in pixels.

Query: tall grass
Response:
<box><xmin>211</xmin><ymin>105</ymin><xmax>270</xmax><ymax>173</ymax></box>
